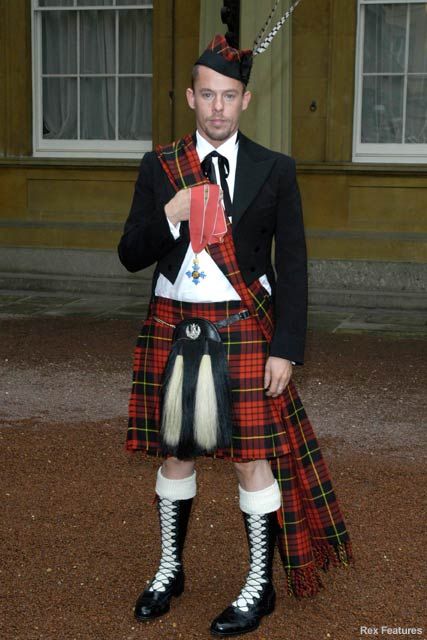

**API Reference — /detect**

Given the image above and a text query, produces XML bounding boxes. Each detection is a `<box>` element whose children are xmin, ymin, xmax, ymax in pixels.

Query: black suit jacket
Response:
<box><xmin>118</xmin><ymin>132</ymin><xmax>308</xmax><ymax>364</ymax></box>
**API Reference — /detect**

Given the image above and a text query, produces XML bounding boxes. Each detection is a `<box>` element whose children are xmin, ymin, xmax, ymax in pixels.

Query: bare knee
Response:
<box><xmin>234</xmin><ymin>460</ymin><xmax>263</xmax><ymax>477</ymax></box>
<box><xmin>233</xmin><ymin>460</ymin><xmax>273</xmax><ymax>491</ymax></box>
<box><xmin>162</xmin><ymin>457</ymin><xmax>195</xmax><ymax>479</ymax></box>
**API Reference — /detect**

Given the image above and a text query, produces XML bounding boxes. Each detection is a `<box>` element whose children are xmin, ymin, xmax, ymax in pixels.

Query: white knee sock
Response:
<box><xmin>238</xmin><ymin>480</ymin><xmax>281</xmax><ymax>515</ymax></box>
<box><xmin>155</xmin><ymin>467</ymin><xmax>197</xmax><ymax>501</ymax></box>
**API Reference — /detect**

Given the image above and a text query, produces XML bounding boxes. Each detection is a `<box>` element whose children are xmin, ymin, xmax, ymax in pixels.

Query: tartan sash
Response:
<box><xmin>156</xmin><ymin>134</ymin><xmax>208</xmax><ymax>193</ymax></box>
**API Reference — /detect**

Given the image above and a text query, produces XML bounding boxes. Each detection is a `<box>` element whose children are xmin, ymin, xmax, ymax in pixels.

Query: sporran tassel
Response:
<box><xmin>194</xmin><ymin>352</ymin><xmax>219</xmax><ymax>451</ymax></box>
<box><xmin>179</xmin><ymin>340</ymin><xmax>205</xmax><ymax>458</ymax></box>
<box><xmin>161</xmin><ymin>349</ymin><xmax>184</xmax><ymax>449</ymax></box>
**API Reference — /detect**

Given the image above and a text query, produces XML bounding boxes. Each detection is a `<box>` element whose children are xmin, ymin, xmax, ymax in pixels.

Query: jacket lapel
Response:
<box><xmin>230</xmin><ymin>133</ymin><xmax>277</xmax><ymax>228</ymax></box>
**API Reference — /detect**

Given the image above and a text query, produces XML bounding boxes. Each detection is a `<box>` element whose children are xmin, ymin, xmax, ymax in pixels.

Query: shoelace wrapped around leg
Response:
<box><xmin>149</xmin><ymin>499</ymin><xmax>181</xmax><ymax>593</ymax></box>
<box><xmin>232</xmin><ymin>514</ymin><xmax>269</xmax><ymax>612</ymax></box>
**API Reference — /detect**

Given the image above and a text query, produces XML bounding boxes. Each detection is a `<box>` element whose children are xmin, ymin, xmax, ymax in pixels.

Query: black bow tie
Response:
<box><xmin>201</xmin><ymin>151</ymin><xmax>232</xmax><ymax>213</ymax></box>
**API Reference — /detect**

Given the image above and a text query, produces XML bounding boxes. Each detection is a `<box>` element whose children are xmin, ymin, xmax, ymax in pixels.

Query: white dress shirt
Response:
<box><xmin>155</xmin><ymin>130</ymin><xmax>271</xmax><ymax>302</ymax></box>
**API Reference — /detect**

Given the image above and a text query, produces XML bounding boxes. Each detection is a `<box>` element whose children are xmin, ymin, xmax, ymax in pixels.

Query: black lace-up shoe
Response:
<box><xmin>210</xmin><ymin>583</ymin><xmax>275</xmax><ymax>636</ymax></box>
<box><xmin>134</xmin><ymin>567</ymin><xmax>185</xmax><ymax>621</ymax></box>
<box><xmin>210</xmin><ymin>510</ymin><xmax>278</xmax><ymax>636</ymax></box>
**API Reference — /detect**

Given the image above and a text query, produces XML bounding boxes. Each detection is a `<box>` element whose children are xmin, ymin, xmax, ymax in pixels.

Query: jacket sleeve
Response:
<box><xmin>118</xmin><ymin>152</ymin><xmax>183</xmax><ymax>273</ymax></box>
<box><xmin>269</xmin><ymin>157</ymin><xmax>308</xmax><ymax>364</ymax></box>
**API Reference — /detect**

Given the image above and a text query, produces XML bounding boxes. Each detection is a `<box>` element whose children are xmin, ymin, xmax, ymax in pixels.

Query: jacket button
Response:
<box><xmin>250</xmin><ymin>266</ymin><xmax>256</xmax><ymax>273</ymax></box>
<box><xmin>261</xmin><ymin>227</ymin><xmax>267</xmax><ymax>234</ymax></box>
<box><xmin>254</xmin><ymin>246</ymin><xmax>260</xmax><ymax>253</ymax></box>
<box><xmin>167</xmin><ymin>264</ymin><xmax>172</xmax><ymax>271</ymax></box>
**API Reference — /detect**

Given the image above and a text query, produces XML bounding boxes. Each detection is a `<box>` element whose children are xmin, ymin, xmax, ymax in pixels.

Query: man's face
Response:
<box><xmin>186</xmin><ymin>66</ymin><xmax>251</xmax><ymax>147</ymax></box>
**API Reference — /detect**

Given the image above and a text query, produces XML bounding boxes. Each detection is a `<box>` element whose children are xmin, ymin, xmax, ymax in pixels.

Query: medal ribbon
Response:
<box><xmin>189</xmin><ymin>183</ymin><xmax>227</xmax><ymax>254</ymax></box>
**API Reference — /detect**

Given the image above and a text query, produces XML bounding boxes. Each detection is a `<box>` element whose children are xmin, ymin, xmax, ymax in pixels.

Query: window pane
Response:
<box><xmin>39</xmin><ymin>1</ymin><xmax>74</xmax><ymax>6</ymax></box>
<box><xmin>116</xmin><ymin>1</ymin><xmax>152</xmax><ymax>5</ymax></box>
<box><xmin>76</xmin><ymin>1</ymin><xmax>113</xmax><ymax>6</ymax></box>
<box><xmin>408</xmin><ymin>4</ymin><xmax>427</xmax><ymax>73</ymax></box>
<box><xmin>119</xmin><ymin>78</ymin><xmax>151</xmax><ymax>140</ymax></box>
<box><xmin>119</xmin><ymin>10</ymin><xmax>152</xmax><ymax>74</ymax></box>
<box><xmin>361</xmin><ymin>75</ymin><xmax>404</xmax><ymax>143</ymax></box>
<box><xmin>363</xmin><ymin>3</ymin><xmax>406</xmax><ymax>74</ymax></box>
<box><xmin>43</xmin><ymin>78</ymin><xmax>77</xmax><ymax>139</ymax></box>
<box><xmin>42</xmin><ymin>11</ymin><xmax>77</xmax><ymax>74</ymax></box>
<box><xmin>80</xmin><ymin>10</ymin><xmax>115</xmax><ymax>75</ymax></box>
<box><xmin>405</xmin><ymin>77</ymin><xmax>427</xmax><ymax>143</ymax></box>
<box><xmin>80</xmin><ymin>78</ymin><xmax>116</xmax><ymax>139</ymax></box>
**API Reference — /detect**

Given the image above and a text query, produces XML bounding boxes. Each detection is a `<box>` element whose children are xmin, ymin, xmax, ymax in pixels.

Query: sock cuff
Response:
<box><xmin>155</xmin><ymin>467</ymin><xmax>197</xmax><ymax>501</ymax></box>
<box><xmin>239</xmin><ymin>480</ymin><xmax>281</xmax><ymax>515</ymax></box>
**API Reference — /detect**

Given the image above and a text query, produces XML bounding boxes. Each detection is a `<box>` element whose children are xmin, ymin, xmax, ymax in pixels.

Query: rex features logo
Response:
<box><xmin>359</xmin><ymin>627</ymin><xmax>424</xmax><ymax>636</ymax></box>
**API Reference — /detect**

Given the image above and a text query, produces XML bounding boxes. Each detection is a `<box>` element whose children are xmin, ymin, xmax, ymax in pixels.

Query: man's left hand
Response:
<box><xmin>264</xmin><ymin>356</ymin><xmax>293</xmax><ymax>397</ymax></box>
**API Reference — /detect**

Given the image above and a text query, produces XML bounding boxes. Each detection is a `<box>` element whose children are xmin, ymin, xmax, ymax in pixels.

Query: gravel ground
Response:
<box><xmin>0</xmin><ymin>318</ymin><xmax>426</xmax><ymax>640</ymax></box>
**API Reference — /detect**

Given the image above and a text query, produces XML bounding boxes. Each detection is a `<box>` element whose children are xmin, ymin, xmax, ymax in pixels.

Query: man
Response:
<box><xmin>118</xmin><ymin>34</ymin><xmax>352</xmax><ymax>637</ymax></box>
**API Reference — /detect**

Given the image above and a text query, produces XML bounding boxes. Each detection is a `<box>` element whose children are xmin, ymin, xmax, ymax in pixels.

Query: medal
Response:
<box><xmin>186</xmin><ymin>255</ymin><xmax>207</xmax><ymax>285</ymax></box>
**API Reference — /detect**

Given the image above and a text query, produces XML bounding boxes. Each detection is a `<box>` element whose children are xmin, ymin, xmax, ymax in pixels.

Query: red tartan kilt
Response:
<box><xmin>126</xmin><ymin>295</ymin><xmax>292</xmax><ymax>460</ymax></box>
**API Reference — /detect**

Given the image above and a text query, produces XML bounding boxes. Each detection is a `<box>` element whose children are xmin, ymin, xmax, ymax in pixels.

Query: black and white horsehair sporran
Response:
<box><xmin>160</xmin><ymin>318</ymin><xmax>232</xmax><ymax>459</ymax></box>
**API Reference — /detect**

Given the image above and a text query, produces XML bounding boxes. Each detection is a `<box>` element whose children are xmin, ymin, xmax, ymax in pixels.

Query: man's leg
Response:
<box><xmin>234</xmin><ymin>459</ymin><xmax>276</xmax><ymax>492</ymax></box>
<box><xmin>134</xmin><ymin>457</ymin><xmax>196</xmax><ymax>621</ymax></box>
<box><xmin>211</xmin><ymin>460</ymin><xmax>281</xmax><ymax>636</ymax></box>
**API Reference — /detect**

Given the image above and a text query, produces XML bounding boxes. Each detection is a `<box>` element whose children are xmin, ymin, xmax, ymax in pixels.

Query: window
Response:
<box><xmin>31</xmin><ymin>0</ymin><xmax>153</xmax><ymax>158</ymax></box>
<box><xmin>353</xmin><ymin>0</ymin><xmax>427</xmax><ymax>163</ymax></box>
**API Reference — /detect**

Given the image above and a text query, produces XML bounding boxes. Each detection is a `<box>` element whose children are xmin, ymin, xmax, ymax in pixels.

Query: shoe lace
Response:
<box><xmin>149</xmin><ymin>499</ymin><xmax>181</xmax><ymax>592</ymax></box>
<box><xmin>232</xmin><ymin>515</ymin><xmax>269</xmax><ymax>612</ymax></box>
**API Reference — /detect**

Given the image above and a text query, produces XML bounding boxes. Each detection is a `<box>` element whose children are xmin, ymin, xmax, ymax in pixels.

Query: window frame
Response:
<box><xmin>31</xmin><ymin>0</ymin><xmax>153</xmax><ymax>159</ymax></box>
<box><xmin>353</xmin><ymin>0</ymin><xmax>427</xmax><ymax>163</ymax></box>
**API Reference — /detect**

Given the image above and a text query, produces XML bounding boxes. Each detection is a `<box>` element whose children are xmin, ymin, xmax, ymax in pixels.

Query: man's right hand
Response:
<box><xmin>164</xmin><ymin>189</ymin><xmax>191</xmax><ymax>227</ymax></box>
